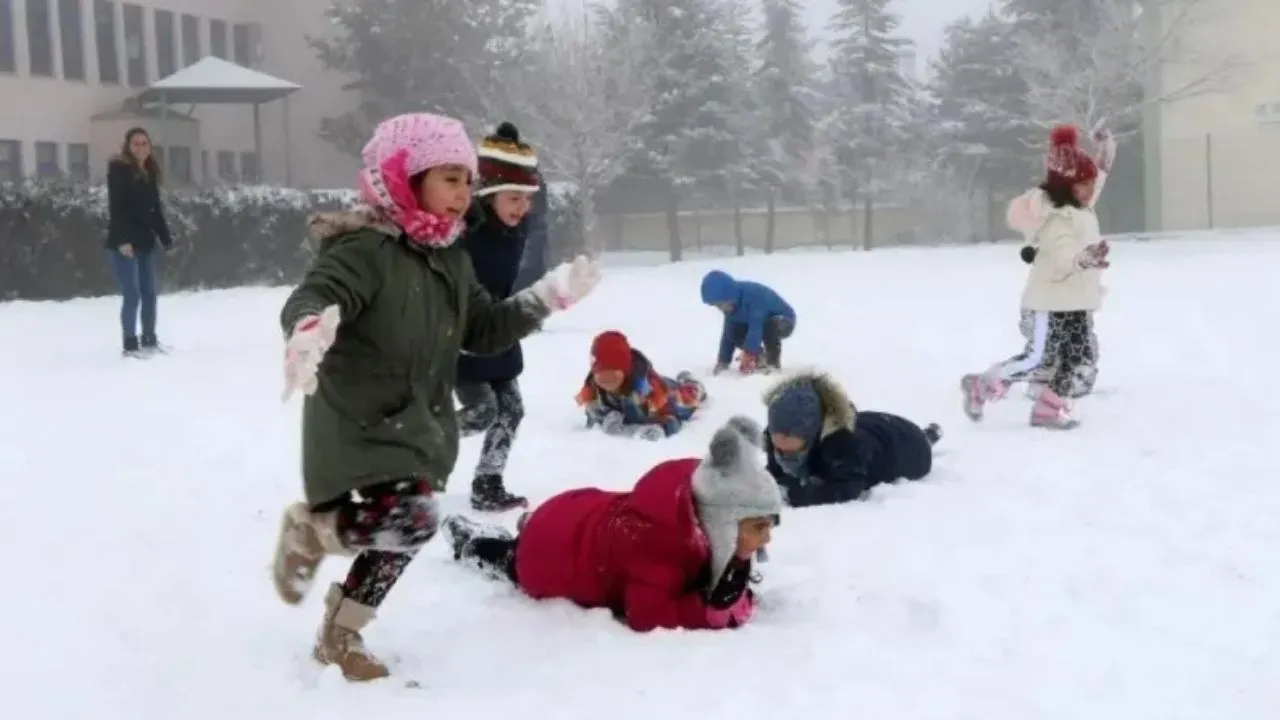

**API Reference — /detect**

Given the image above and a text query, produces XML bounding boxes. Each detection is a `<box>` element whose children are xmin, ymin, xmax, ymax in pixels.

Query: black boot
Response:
<box><xmin>122</xmin><ymin>336</ymin><xmax>143</xmax><ymax>358</ymax></box>
<box><xmin>140</xmin><ymin>334</ymin><xmax>168</xmax><ymax>355</ymax></box>
<box><xmin>470</xmin><ymin>474</ymin><xmax>528</xmax><ymax>512</ymax></box>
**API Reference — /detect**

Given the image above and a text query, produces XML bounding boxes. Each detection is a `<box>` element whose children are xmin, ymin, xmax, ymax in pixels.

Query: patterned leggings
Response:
<box><xmin>994</xmin><ymin>311</ymin><xmax>1096</xmax><ymax>397</ymax></box>
<box><xmin>318</xmin><ymin>478</ymin><xmax>440</xmax><ymax>607</ymax></box>
<box><xmin>456</xmin><ymin>379</ymin><xmax>524</xmax><ymax>478</ymax></box>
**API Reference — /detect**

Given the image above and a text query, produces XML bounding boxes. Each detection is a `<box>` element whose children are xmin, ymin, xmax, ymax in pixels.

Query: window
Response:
<box><xmin>200</xmin><ymin>148</ymin><xmax>209</xmax><ymax>182</ymax></box>
<box><xmin>34</xmin><ymin>141</ymin><xmax>58</xmax><ymax>179</ymax></box>
<box><xmin>122</xmin><ymin>2</ymin><xmax>144</xmax><ymax>86</ymax></box>
<box><xmin>67</xmin><ymin>142</ymin><xmax>89</xmax><ymax>180</ymax></box>
<box><xmin>216</xmin><ymin>149</ymin><xmax>235</xmax><ymax>180</ymax></box>
<box><xmin>57</xmin><ymin>0</ymin><xmax>84</xmax><ymax>79</ymax></box>
<box><xmin>167</xmin><ymin>145</ymin><xmax>191</xmax><ymax>184</ymax></box>
<box><xmin>25</xmin><ymin>0</ymin><xmax>53</xmax><ymax>76</ymax></box>
<box><xmin>0</xmin><ymin>139</ymin><xmax>21</xmax><ymax>181</ymax></box>
<box><xmin>152</xmin><ymin>144</ymin><xmax>163</xmax><ymax>169</ymax></box>
<box><xmin>154</xmin><ymin>8</ymin><xmax>174</xmax><ymax>78</ymax></box>
<box><xmin>209</xmin><ymin>18</ymin><xmax>225</xmax><ymax>58</ymax></box>
<box><xmin>239</xmin><ymin>151</ymin><xmax>258</xmax><ymax>182</ymax></box>
<box><xmin>94</xmin><ymin>0</ymin><xmax>118</xmax><ymax>83</ymax></box>
<box><xmin>180</xmin><ymin>13</ymin><xmax>198</xmax><ymax>65</ymax></box>
<box><xmin>232</xmin><ymin>22</ymin><xmax>250</xmax><ymax>66</ymax></box>
<box><xmin>1</xmin><ymin>0</ymin><xmax>17</xmax><ymax>72</ymax></box>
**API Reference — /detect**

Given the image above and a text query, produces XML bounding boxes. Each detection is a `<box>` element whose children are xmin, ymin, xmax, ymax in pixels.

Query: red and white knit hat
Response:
<box><xmin>1045</xmin><ymin>124</ymin><xmax>1098</xmax><ymax>187</ymax></box>
<box><xmin>476</xmin><ymin>121</ymin><xmax>541</xmax><ymax>197</ymax></box>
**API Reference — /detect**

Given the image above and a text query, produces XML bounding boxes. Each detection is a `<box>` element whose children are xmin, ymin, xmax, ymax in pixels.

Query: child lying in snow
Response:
<box><xmin>442</xmin><ymin>416</ymin><xmax>782</xmax><ymax>632</ymax></box>
<box><xmin>576</xmin><ymin>330</ymin><xmax>706</xmax><ymax>440</ymax></box>
<box><xmin>763</xmin><ymin>371</ymin><xmax>941</xmax><ymax>508</ymax></box>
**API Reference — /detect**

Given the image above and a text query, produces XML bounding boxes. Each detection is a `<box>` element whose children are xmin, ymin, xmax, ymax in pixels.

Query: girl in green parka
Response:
<box><xmin>269</xmin><ymin>112</ymin><xmax>600</xmax><ymax>683</ymax></box>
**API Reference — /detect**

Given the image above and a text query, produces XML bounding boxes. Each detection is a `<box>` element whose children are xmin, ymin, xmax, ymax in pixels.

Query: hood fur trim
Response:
<box><xmin>307</xmin><ymin>205</ymin><xmax>400</xmax><ymax>248</ymax></box>
<box><xmin>763</xmin><ymin>370</ymin><xmax>856</xmax><ymax>436</ymax></box>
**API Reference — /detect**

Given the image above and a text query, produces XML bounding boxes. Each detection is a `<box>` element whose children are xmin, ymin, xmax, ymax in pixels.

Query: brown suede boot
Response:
<box><xmin>313</xmin><ymin>583</ymin><xmax>390</xmax><ymax>682</ymax></box>
<box><xmin>271</xmin><ymin>502</ymin><xmax>353</xmax><ymax>605</ymax></box>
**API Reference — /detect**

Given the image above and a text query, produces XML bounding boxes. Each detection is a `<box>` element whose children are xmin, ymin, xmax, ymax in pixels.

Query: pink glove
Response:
<box><xmin>282</xmin><ymin>305</ymin><xmax>340</xmax><ymax>401</ymax></box>
<box><xmin>1077</xmin><ymin>239</ymin><xmax>1110</xmax><ymax>269</ymax></box>
<box><xmin>706</xmin><ymin>590</ymin><xmax>756</xmax><ymax>629</ymax></box>
<box><xmin>737</xmin><ymin>352</ymin><xmax>758</xmax><ymax>374</ymax></box>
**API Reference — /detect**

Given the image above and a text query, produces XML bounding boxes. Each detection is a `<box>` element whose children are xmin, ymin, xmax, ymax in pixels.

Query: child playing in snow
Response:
<box><xmin>455</xmin><ymin>121</ymin><xmax>545</xmax><ymax>512</ymax></box>
<box><xmin>576</xmin><ymin>330</ymin><xmax>706</xmax><ymax>441</ymax></box>
<box><xmin>1013</xmin><ymin>127</ymin><xmax>1113</xmax><ymax>401</ymax></box>
<box><xmin>442</xmin><ymin>415</ymin><xmax>782</xmax><ymax>632</ymax></box>
<box><xmin>763</xmin><ymin>371</ymin><xmax>940</xmax><ymax>508</ymax></box>
<box><xmin>270</xmin><ymin>112</ymin><xmax>600</xmax><ymax>683</ymax></box>
<box><xmin>962</xmin><ymin>125</ymin><xmax>1111</xmax><ymax>429</ymax></box>
<box><xmin>699</xmin><ymin>269</ymin><xmax>795</xmax><ymax>374</ymax></box>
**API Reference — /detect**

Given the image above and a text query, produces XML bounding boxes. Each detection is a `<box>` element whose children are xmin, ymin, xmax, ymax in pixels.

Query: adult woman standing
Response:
<box><xmin>106</xmin><ymin>127</ymin><xmax>172</xmax><ymax>357</ymax></box>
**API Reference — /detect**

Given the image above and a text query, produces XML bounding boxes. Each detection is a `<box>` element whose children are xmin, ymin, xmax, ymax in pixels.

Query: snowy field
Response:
<box><xmin>3</xmin><ymin>237</ymin><xmax>1279</xmax><ymax>719</ymax></box>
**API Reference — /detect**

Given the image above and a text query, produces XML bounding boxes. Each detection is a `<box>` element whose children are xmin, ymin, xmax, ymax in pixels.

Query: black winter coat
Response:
<box><xmin>106</xmin><ymin>157</ymin><xmax>171</xmax><ymax>252</ymax></box>
<box><xmin>456</xmin><ymin>203</ymin><xmax>529</xmax><ymax>384</ymax></box>
<box><xmin>766</xmin><ymin>410</ymin><xmax>934</xmax><ymax>508</ymax></box>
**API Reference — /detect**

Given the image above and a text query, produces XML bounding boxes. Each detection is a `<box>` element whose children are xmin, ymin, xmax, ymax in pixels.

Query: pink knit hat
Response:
<box><xmin>357</xmin><ymin>113</ymin><xmax>478</xmax><ymax>248</ymax></box>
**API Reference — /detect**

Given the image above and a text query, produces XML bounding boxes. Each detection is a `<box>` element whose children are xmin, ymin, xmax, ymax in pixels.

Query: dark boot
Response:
<box><xmin>470</xmin><ymin>474</ymin><xmax>528</xmax><ymax>512</ymax></box>
<box><xmin>140</xmin><ymin>334</ymin><xmax>169</xmax><ymax>355</ymax></box>
<box><xmin>443</xmin><ymin>515</ymin><xmax>513</xmax><ymax>561</ymax></box>
<box><xmin>122</xmin><ymin>336</ymin><xmax>143</xmax><ymax>358</ymax></box>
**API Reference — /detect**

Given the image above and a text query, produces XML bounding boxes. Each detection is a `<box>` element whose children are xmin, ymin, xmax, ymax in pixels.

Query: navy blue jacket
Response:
<box><xmin>766</xmin><ymin>410</ymin><xmax>933</xmax><ymax>508</ymax></box>
<box><xmin>514</xmin><ymin>178</ymin><xmax>550</xmax><ymax>292</ymax></box>
<box><xmin>456</xmin><ymin>202</ymin><xmax>528</xmax><ymax>384</ymax></box>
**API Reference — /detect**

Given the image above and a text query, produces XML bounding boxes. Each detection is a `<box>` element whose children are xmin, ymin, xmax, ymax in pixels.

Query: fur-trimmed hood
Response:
<box><xmin>306</xmin><ymin>205</ymin><xmax>400</xmax><ymax>254</ymax></box>
<box><xmin>763</xmin><ymin>370</ymin><xmax>856</xmax><ymax>437</ymax></box>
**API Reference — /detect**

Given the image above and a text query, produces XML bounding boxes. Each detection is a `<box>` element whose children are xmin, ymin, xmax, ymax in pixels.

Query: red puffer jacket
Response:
<box><xmin>513</xmin><ymin>458</ymin><xmax>748</xmax><ymax>631</ymax></box>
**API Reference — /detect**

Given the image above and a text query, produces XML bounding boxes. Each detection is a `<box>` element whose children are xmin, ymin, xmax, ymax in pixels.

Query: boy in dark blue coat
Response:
<box><xmin>455</xmin><ymin>121</ymin><xmax>543</xmax><ymax>512</ymax></box>
<box><xmin>761</xmin><ymin>371</ymin><xmax>941</xmax><ymax>508</ymax></box>
<box><xmin>700</xmin><ymin>270</ymin><xmax>796</xmax><ymax>374</ymax></box>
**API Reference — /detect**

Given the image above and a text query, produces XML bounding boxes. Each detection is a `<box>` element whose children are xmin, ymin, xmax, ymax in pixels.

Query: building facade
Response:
<box><xmin>0</xmin><ymin>0</ymin><xmax>358</xmax><ymax>188</ymax></box>
<box><xmin>1145</xmin><ymin>0</ymin><xmax>1280</xmax><ymax>231</ymax></box>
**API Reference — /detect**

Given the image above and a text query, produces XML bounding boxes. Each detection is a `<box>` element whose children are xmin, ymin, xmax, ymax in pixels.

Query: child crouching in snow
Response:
<box><xmin>763</xmin><ymin>371</ymin><xmax>940</xmax><ymax>508</ymax></box>
<box><xmin>576</xmin><ymin>330</ymin><xmax>706</xmax><ymax>441</ymax></box>
<box><xmin>443</xmin><ymin>416</ymin><xmax>782</xmax><ymax>632</ymax></box>
<box><xmin>700</xmin><ymin>269</ymin><xmax>795</xmax><ymax>374</ymax></box>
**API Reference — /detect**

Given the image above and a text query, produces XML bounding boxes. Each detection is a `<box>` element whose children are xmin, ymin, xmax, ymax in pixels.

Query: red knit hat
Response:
<box><xmin>590</xmin><ymin>331</ymin><xmax>632</xmax><ymax>373</ymax></box>
<box><xmin>1045</xmin><ymin>125</ymin><xmax>1098</xmax><ymax>187</ymax></box>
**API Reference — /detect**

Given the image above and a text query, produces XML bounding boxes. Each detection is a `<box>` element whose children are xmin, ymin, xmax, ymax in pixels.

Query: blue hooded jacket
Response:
<box><xmin>700</xmin><ymin>270</ymin><xmax>796</xmax><ymax>364</ymax></box>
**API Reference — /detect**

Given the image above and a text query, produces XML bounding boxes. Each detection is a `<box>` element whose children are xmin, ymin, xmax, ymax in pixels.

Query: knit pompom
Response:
<box><xmin>1049</xmin><ymin>124</ymin><xmax>1079</xmax><ymax>147</ymax></box>
<box><xmin>494</xmin><ymin>121</ymin><xmax>520</xmax><ymax>143</ymax></box>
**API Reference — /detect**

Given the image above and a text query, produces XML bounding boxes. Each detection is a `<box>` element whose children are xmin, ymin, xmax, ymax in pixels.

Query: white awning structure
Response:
<box><xmin>136</xmin><ymin>56</ymin><xmax>300</xmax><ymax>105</ymax></box>
<box><xmin>133</xmin><ymin>56</ymin><xmax>302</xmax><ymax>184</ymax></box>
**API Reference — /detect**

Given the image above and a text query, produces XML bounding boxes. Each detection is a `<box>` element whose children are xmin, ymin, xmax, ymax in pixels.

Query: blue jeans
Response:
<box><xmin>107</xmin><ymin>249</ymin><xmax>158</xmax><ymax>343</ymax></box>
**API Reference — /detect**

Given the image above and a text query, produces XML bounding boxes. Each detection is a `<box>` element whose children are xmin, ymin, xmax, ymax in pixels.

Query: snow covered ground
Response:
<box><xmin>3</xmin><ymin>237</ymin><xmax>1279</xmax><ymax>719</ymax></box>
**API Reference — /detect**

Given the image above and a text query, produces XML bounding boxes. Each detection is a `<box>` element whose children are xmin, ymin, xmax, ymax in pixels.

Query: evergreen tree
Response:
<box><xmin>600</xmin><ymin>0</ymin><xmax>738</xmax><ymax>260</ymax></box>
<box><xmin>824</xmin><ymin>0</ymin><xmax>914</xmax><ymax>249</ymax></box>
<box><xmin>310</xmin><ymin>0</ymin><xmax>541</xmax><ymax>154</ymax></box>
<box><xmin>928</xmin><ymin>10</ymin><xmax>1036</xmax><ymax>225</ymax></box>
<box><xmin>753</xmin><ymin>0</ymin><xmax>816</xmax><ymax>206</ymax></box>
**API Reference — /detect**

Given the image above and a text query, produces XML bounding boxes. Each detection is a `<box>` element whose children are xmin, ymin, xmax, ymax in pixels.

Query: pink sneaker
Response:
<box><xmin>1030</xmin><ymin>386</ymin><xmax>1078</xmax><ymax>429</ymax></box>
<box><xmin>960</xmin><ymin>373</ymin><xmax>1007</xmax><ymax>421</ymax></box>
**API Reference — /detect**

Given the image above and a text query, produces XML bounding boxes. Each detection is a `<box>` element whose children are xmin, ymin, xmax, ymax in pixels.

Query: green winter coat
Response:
<box><xmin>281</xmin><ymin>208</ymin><xmax>548</xmax><ymax>507</ymax></box>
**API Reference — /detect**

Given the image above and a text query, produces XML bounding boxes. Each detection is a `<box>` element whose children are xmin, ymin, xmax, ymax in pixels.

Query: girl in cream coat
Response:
<box><xmin>1013</xmin><ymin>127</ymin><xmax>1114</xmax><ymax>399</ymax></box>
<box><xmin>961</xmin><ymin>125</ymin><xmax>1111</xmax><ymax>429</ymax></box>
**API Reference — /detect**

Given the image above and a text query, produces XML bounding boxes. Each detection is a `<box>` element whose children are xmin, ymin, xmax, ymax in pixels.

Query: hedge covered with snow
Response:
<box><xmin>0</xmin><ymin>182</ymin><xmax>581</xmax><ymax>302</ymax></box>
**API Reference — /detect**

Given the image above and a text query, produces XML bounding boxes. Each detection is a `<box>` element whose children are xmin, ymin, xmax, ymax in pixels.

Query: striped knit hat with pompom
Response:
<box><xmin>476</xmin><ymin>121</ymin><xmax>541</xmax><ymax>197</ymax></box>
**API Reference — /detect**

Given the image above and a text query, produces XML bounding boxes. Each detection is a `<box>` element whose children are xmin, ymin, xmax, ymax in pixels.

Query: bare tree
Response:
<box><xmin>1012</xmin><ymin>0</ymin><xmax>1245</xmax><ymax>135</ymax></box>
<box><xmin>516</xmin><ymin>12</ymin><xmax>653</xmax><ymax>253</ymax></box>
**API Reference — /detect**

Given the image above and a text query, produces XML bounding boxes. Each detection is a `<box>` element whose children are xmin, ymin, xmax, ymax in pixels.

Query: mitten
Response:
<box><xmin>633</xmin><ymin>424</ymin><xmax>665</xmax><ymax>442</ymax></box>
<box><xmin>706</xmin><ymin>558</ymin><xmax>753</xmax><ymax>610</ymax></box>
<box><xmin>1076</xmin><ymin>239</ymin><xmax>1110</xmax><ymax>269</ymax></box>
<box><xmin>738</xmin><ymin>352</ymin><xmax>758</xmax><ymax>374</ymax></box>
<box><xmin>282</xmin><ymin>305</ymin><xmax>340</xmax><ymax>401</ymax></box>
<box><xmin>599</xmin><ymin>410</ymin><xmax>627</xmax><ymax>436</ymax></box>
<box><xmin>1092</xmin><ymin>128</ymin><xmax>1116</xmax><ymax>173</ymax></box>
<box><xmin>525</xmin><ymin>255</ymin><xmax>601</xmax><ymax>311</ymax></box>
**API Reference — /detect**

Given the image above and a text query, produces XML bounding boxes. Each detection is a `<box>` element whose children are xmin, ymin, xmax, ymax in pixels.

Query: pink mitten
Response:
<box><xmin>526</xmin><ymin>256</ymin><xmax>601</xmax><ymax>311</ymax></box>
<box><xmin>1093</xmin><ymin>128</ymin><xmax>1116</xmax><ymax>173</ymax></box>
<box><xmin>704</xmin><ymin>590</ymin><xmax>756</xmax><ymax>629</ymax></box>
<box><xmin>282</xmin><ymin>305</ymin><xmax>340</xmax><ymax>401</ymax></box>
